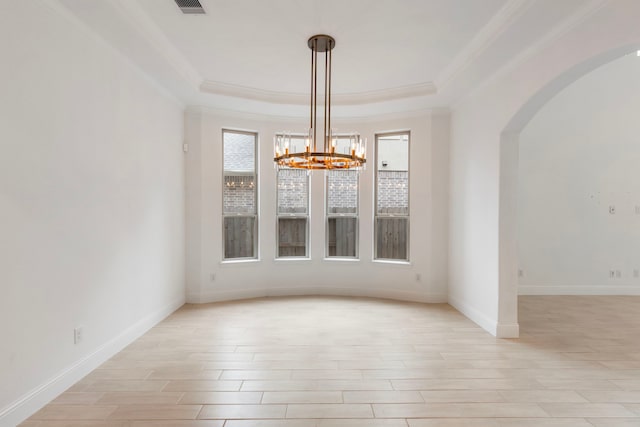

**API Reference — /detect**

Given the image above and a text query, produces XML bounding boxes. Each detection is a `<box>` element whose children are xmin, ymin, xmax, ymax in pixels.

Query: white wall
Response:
<box><xmin>449</xmin><ymin>0</ymin><xmax>640</xmax><ymax>337</ymax></box>
<box><xmin>518</xmin><ymin>53</ymin><xmax>640</xmax><ymax>295</ymax></box>
<box><xmin>0</xmin><ymin>1</ymin><xmax>185</xmax><ymax>423</ymax></box>
<box><xmin>185</xmin><ymin>109</ymin><xmax>449</xmax><ymax>304</ymax></box>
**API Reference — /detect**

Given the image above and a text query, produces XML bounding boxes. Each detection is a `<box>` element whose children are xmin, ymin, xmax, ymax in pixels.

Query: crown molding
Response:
<box><xmin>109</xmin><ymin>0</ymin><xmax>202</xmax><ymax>89</ymax></box>
<box><xmin>186</xmin><ymin>104</ymin><xmax>447</xmax><ymax>124</ymax></box>
<box><xmin>436</xmin><ymin>0</ymin><xmax>534</xmax><ymax>92</ymax></box>
<box><xmin>44</xmin><ymin>0</ymin><xmax>185</xmax><ymax>109</ymax></box>
<box><xmin>455</xmin><ymin>0</ymin><xmax>611</xmax><ymax>109</ymax></box>
<box><xmin>200</xmin><ymin>80</ymin><xmax>437</xmax><ymax>105</ymax></box>
<box><xmin>200</xmin><ymin>81</ymin><xmax>306</xmax><ymax>105</ymax></box>
<box><xmin>186</xmin><ymin>105</ymin><xmax>305</xmax><ymax>124</ymax></box>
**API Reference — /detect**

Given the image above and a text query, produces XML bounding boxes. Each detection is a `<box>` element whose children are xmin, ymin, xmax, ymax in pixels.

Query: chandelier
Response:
<box><xmin>274</xmin><ymin>35</ymin><xmax>366</xmax><ymax>170</ymax></box>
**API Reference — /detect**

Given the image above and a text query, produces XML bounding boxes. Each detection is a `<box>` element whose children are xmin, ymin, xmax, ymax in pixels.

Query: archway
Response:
<box><xmin>498</xmin><ymin>45</ymin><xmax>640</xmax><ymax>336</ymax></box>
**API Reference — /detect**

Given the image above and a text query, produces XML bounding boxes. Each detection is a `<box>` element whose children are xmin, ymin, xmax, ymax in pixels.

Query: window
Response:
<box><xmin>326</xmin><ymin>136</ymin><xmax>359</xmax><ymax>258</ymax></box>
<box><xmin>326</xmin><ymin>170</ymin><xmax>358</xmax><ymax>258</ymax></box>
<box><xmin>276</xmin><ymin>136</ymin><xmax>309</xmax><ymax>258</ymax></box>
<box><xmin>374</xmin><ymin>132</ymin><xmax>409</xmax><ymax>261</ymax></box>
<box><xmin>223</xmin><ymin>130</ymin><xmax>258</xmax><ymax>260</ymax></box>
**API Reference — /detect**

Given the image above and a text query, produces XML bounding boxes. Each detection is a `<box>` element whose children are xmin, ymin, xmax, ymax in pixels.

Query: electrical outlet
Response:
<box><xmin>610</xmin><ymin>270</ymin><xmax>616</xmax><ymax>278</ymax></box>
<box><xmin>609</xmin><ymin>205</ymin><xmax>616</xmax><ymax>214</ymax></box>
<box><xmin>415</xmin><ymin>273</ymin><xmax>421</xmax><ymax>282</ymax></box>
<box><xmin>74</xmin><ymin>327</ymin><xmax>83</xmax><ymax>345</ymax></box>
<box><xmin>518</xmin><ymin>269</ymin><xmax>524</xmax><ymax>278</ymax></box>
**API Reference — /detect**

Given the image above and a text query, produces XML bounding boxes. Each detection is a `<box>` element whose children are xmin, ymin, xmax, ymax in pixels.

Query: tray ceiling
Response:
<box><xmin>56</xmin><ymin>0</ymin><xmax>596</xmax><ymax>116</ymax></box>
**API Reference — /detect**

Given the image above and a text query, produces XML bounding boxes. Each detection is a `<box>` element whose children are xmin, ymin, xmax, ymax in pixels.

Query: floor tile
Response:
<box><xmin>420</xmin><ymin>390</ymin><xmax>504</xmax><ymax>403</ymax></box>
<box><xmin>81</xmin><ymin>380</ymin><xmax>169</xmax><ymax>392</ymax></box>
<box><xmin>197</xmin><ymin>404</ymin><xmax>286</xmax><ymax>419</ymax></box>
<box><xmin>219</xmin><ymin>370</ymin><xmax>292</xmax><ymax>380</ymax></box>
<box><xmin>107</xmin><ymin>404</ymin><xmax>202</xmax><ymax>420</ymax></box>
<box><xmin>178</xmin><ymin>391</ymin><xmax>262</xmax><ymax>404</ymax></box>
<box><xmin>162</xmin><ymin>380</ymin><xmax>242</xmax><ymax>392</ymax></box>
<box><xmin>343</xmin><ymin>390</ymin><xmax>424</xmax><ymax>403</ymax></box>
<box><xmin>373</xmin><ymin>402</ymin><xmax>548</xmax><ymax>418</ymax></box>
<box><xmin>49</xmin><ymin>392</ymin><xmax>104</xmax><ymax>405</ymax></box>
<box><xmin>586</xmin><ymin>419</ymin><xmax>640</xmax><ymax>426</ymax></box>
<box><xmin>498</xmin><ymin>390</ymin><xmax>588</xmax><ymax>403</ymax></box>
<box><xmin>285</xmin><ymin>403</ymin><xmax>374</xmax><ymax>418</ymax></box>
<box><xmin>96</xmin><ymin>391</ymin><xmax>184</xmax><ymax>405</ymax></box>
<box><xmin>130</xmin><ymin>422</ymin><xmax>223</xmax><ymax>427</ymax></box>
<box><xmin>30</xmin><ymin>405</ymin><xmax>118</xmax><ymax>420</ymax></box>
<box><xmin>579</xmin><ymin>390</ymin><xmax>640</xmax><ymax>403</ymax></box>
<box><xmin>262</xmin><ymin>391</ymin><xmax>343</xmax><ymax>403</ymax></box>
<box><xmin>539</xmin><ymin>403</ymin><xmax>637</xmax><ymax>417</ymax></box>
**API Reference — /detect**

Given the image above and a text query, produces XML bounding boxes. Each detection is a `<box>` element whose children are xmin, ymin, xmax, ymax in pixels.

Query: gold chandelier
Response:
<box><xmin>274</xmin><ymin>35</ymin><xmax>366</xmax><ymax>170</ymax></box>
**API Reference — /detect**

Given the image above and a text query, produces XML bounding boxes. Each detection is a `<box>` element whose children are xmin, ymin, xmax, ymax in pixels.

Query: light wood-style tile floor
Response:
<box><xmin>21</xmin><ymin>295</ymin><xmax>640</xmax><ymax>426</ymax></box>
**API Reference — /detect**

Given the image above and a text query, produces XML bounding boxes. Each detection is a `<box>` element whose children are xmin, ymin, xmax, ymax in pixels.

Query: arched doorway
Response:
<box><xmin>498</xmin><ymin>45</ymin><xmax>640</xmax><ymax>336</ymax></box>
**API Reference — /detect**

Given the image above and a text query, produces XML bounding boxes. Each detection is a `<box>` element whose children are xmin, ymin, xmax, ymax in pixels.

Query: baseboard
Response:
<box><xmin>0</xmin><ymin>296</ymin><xmax>185</xmax><ymax>427</ymax></box>
<box><xmin>187</xmin><ymin>287</ymin><xmax>448</xmax><ymax>305</ymax></box>
<box><xmin>519</xmin><ymin>285</ymin><xmax>640</xmax><ymax>295</ymax></box>
<box><xmin>495</xmin><ymin>322</ymin><xmax>520</xmax><ymax>338</ymax></box>
<box><xmin>447</xmin><ymin>294</ymin><xmax>500</xmax><ymax>337</ymax></box>
<box><xmin>446</xmin><ymin>296</ymin><xmax>519</xmax><ymax>338</ymax></box>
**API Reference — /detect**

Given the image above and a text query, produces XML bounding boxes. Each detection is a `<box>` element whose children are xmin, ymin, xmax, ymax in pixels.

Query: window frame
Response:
<box><xmin>222</xmin><ymin>129</ymin><xmax>259</xmax><ymax>261</ymax></box>
<box><xmin>374</xmin><ymin>131</ymin><xmax>410</xmax><ymax>262</ymax></box>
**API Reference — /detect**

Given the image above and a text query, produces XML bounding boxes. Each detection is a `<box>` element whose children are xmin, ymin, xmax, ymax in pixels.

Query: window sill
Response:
<box><xmin>274</xmin><ymin>257</ymin><xmax>312</xmax><ymax>263</ymax></box>
<box><xmin>372</xmin><ymin>259</ymin><xmax>412</xmax><ymax>266</ymax></box>
<box><xmin>324</xmin><ymin>257</ymin><xmax>360</xmax><ymax>262</ymax></box>
<box><xmin>220</xmin><ymin>258</ymin><xmax>261</xmax><ymax>266</ymax></box>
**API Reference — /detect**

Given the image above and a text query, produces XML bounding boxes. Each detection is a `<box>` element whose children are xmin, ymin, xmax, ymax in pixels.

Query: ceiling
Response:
<box><xmin>57</xmin><ymin>0</ymin><xmax>597</xmax><ymax>117</ymax></box>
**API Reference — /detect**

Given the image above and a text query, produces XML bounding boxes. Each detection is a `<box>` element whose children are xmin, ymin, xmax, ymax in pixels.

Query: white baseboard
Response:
<box><xmin>447</xmin><ymin>295</ymin><xmax>519</xmax><ymax>338</ymax></box>
<box><xmin>0</xmin><ymin>296</ymin><xmax>185</xmax><ymax>427</ymax></box>
<box><xmin>495</xmin><ymin>322</ymin><xmax>520</xmax><ymax>338</ymax></box>
<box><xmin>447</xmin><ymin>294</ymin><xmax>500</xmax><ymax>337</ymax></box>
<box><xmin>519</xmin><ymin>285</ymin><xmax>640</xmax><ymax>295</ymax></box>
<box><xmin>187</xmin><ymin>287</ymin><xmax>447</xmax><ymax>305</ymax></box>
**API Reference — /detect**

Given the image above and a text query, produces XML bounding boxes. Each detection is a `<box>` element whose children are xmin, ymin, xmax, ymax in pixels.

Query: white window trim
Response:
<box><xmin>222</xmin><ymin>129</ymin><xmax>259</xmax><ymax>261</ymax></box>
<box><xmin>374</xmin><ymin>131</ymin><xmax>410</xmax><ymax>262</ymax></box>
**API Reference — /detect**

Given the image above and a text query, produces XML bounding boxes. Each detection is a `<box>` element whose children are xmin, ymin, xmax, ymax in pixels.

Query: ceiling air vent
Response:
<box><xmin>174</xmin><ymin>0</ymin><xmax>205</xmax><ymax>14</ymax></box>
